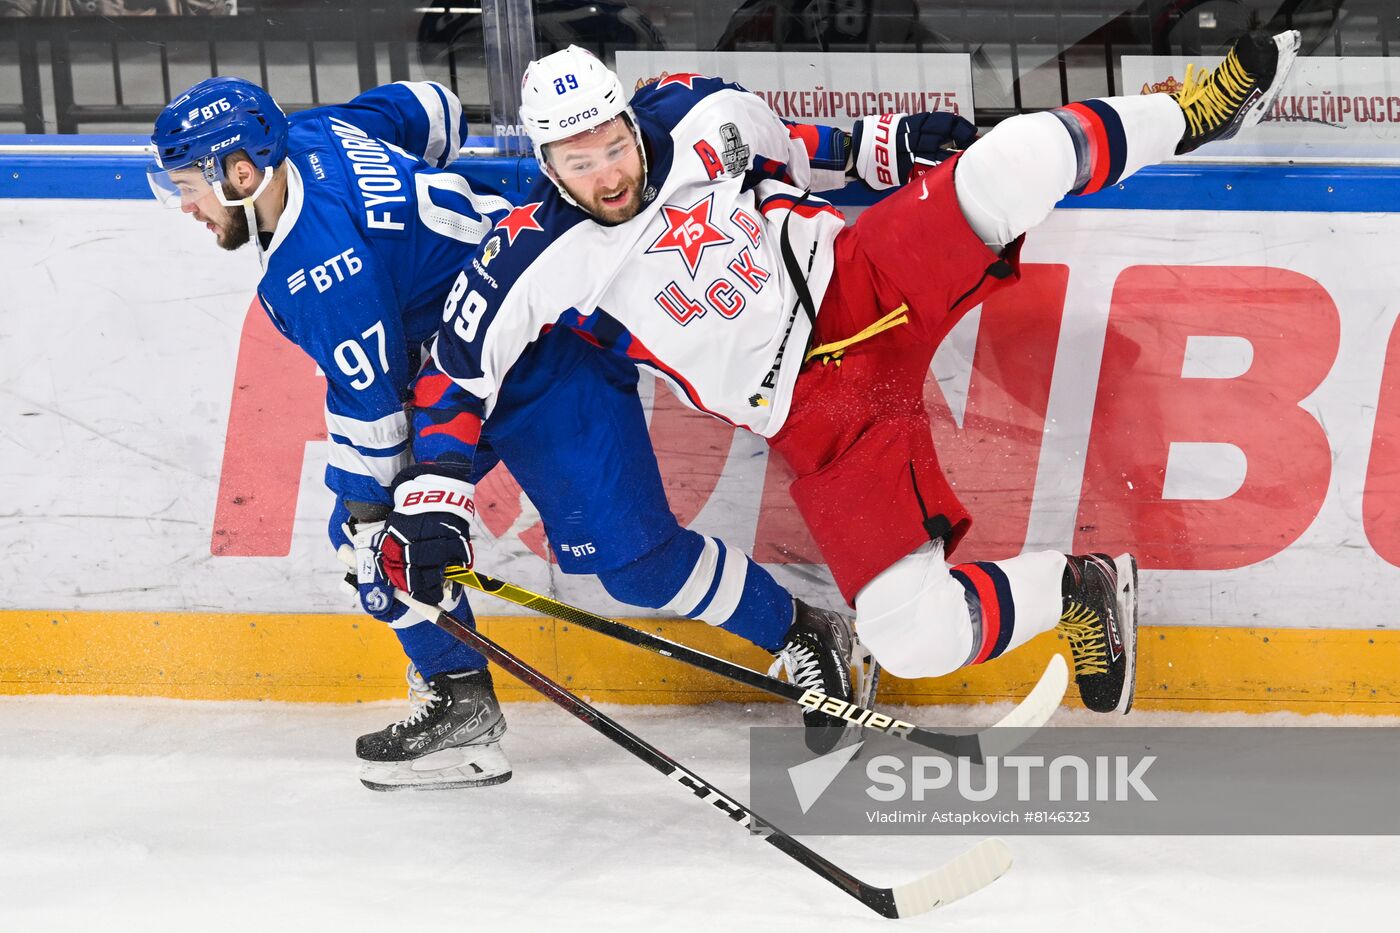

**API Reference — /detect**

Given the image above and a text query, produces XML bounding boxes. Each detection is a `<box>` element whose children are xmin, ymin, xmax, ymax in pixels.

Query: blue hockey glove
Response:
<box><xmin>343</xmin><ymin>518</ymin><xmax>408</xmax><ymax>624</ymax></box>
<box><xmin>376</xmin><ymin>465</ymin><xmax>476</xmax><ymax>607</ymax></box>
<box><xmin>850</xmin><ymin>111</ymin><xmax>979</xmax><ymax>190</ymax></box>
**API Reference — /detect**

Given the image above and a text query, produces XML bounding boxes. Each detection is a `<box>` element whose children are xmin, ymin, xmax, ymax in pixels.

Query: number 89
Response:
<box><xmin>553</xmin><ymin>74</ymin><xmax>580</xmax><ymax>95</ymax></box>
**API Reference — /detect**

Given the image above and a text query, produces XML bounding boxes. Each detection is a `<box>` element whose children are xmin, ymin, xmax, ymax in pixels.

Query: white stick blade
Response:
<box><xmin>891</xmin><ymin>838</ymin><xmax>1013</xmax><ymax>918</ymax></box>
<box><xmin>977</xmin><ymin>653</ymin><xmax>1069</xmax><ymax>759</ymax></box>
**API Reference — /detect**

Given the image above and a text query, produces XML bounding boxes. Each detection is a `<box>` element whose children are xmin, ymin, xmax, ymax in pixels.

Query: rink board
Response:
<box><xmin>6</xmin><ymin>612</ymin><xmax>1400</xmax><ymax>715</ymax></box>
<box><xmin>5</xmin><ymin>153</ymin><xmax>1400</xmax><ymax>711</ymax></box>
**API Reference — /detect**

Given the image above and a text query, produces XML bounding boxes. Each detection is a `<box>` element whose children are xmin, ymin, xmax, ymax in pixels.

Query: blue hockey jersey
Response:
<box><xmin>255</xmin><ymin>82</ymin><xmax>512</xmax><ymax>508</ymax></box>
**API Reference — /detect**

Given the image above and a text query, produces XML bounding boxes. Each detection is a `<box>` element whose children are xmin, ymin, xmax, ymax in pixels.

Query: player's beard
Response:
<box><xmin>215</xmin><ymin>198</ymin><xmax>252</xmax><ymax>252</ymax></box>
<box><xmin>581</xmin><ymin>168</ymin><xmax>645</xmax><ymax>225</ymax></box>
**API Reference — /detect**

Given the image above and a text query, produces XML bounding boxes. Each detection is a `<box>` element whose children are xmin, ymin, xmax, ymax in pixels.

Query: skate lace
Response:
<box><xmin>1175</xmin><ymin>51</ymin><xmax>1254</xmax><ymax>138</ymax></box>
<box><xmin>394</xmin><ymin>664</ymin><xmax>442</xmax><ymax>732</ymax></box>
<box><xmin>768</xmin><ymin>642</ymin><xmax>826</xmax><ymax>691</ymax></box>
<box><xmin>1058</xmin><ymin>604</ymin><xmax>1108</xmax><ymax>677</ymax></box>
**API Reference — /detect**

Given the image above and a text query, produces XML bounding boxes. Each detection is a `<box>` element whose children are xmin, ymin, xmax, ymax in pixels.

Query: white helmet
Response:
<box><xmin>519</xmin><ymin>45</ymin><xmax>649</xmax><ymax>210</ymax></box>
<box><xmin>520</xmin><ymin>45</ymin><xmax>628</xmax><ymax>152</ymax></box>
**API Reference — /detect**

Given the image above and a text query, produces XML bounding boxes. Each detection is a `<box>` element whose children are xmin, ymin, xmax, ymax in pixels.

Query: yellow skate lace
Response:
<box><xmin>1058</xmin><ymin>604</ymin><xmax>1108</xmax><ymax>677</ymax></box>
<box><xmin>1174</xmin><ymin>50</ymin><xmax>1254</xmax><ymax>138</ymax></box>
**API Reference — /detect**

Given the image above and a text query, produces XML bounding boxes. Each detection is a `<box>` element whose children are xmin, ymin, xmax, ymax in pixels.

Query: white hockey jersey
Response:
<box><xmin>432</xmin><ymin>74</ymin><xmax>849</xmax><ymax>440</ymax></box>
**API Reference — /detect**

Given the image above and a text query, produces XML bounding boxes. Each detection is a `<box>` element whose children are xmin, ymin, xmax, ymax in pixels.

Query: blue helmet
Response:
<box><xmin>148</xmin><ymin>76</ymin><xmax>287</xmax><ymax>206</ymax></box>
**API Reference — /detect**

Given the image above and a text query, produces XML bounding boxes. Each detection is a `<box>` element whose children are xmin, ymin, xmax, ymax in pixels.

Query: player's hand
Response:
<box><xmin>375</xmin><ymin>465</ymin><xmax>476</xmax><ymax>607</ymax></box>
<box><xmin>342</xmin><ymin>518</ymin><xmax>408</xmax><ymax>624</ymax></box>
<box><xmin>851</xmin><ymin>112</ymin><xmax>979</xmax><ymax>190</ymax></box>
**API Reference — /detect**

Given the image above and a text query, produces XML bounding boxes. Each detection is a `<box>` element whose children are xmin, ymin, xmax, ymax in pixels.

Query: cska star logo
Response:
<box><xmin>645</xmin><ymin>194</ymin><xmax>734</xmax><ymax>278</ymax></box>
<box><xmin>656</xmin><ymin>73</ymin><xmax>705</xmax><ymax>90</ymax></box>
<box><xmin>495</xmin><ymin>202</ymin><xmax>544</xmax><ymax>246</ymax></box>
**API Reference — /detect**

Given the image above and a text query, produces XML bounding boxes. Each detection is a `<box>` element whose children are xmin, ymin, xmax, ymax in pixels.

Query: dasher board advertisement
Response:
<box><xmin>614</xmin><ymin>51</ymin><xmax>975</xmax><ymax>124</ymax></box>
<box><xmin>8</xmin><ymin>194</ymin><xmax>1400</xmax><ymax>629</ymax></box>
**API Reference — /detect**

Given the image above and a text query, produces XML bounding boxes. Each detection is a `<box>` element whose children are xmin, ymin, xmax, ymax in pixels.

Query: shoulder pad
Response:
<box><xmin>467</xmin><ymin>185</ymin><xmax>589</xmax><ymax>286</ymax></box>
<box><xmin>630</xmin><ymin>74</ymin><xmax>745</xmax><ymax>126</ymax></box>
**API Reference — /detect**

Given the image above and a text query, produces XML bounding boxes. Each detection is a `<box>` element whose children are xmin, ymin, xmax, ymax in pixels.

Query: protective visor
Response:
<box><xmin>541</xmin><ymin>118</ymin><xmax>643</xmax><ymax>181</ymax></box>
<box><xmin>147</xmin><ymin>152</ymin><xmax>273</xmax><ymax>209</ymax></box>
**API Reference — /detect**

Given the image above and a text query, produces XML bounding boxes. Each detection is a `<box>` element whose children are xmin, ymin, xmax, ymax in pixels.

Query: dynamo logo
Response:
<box><xmin>365</xmin><ymin>586</ymin><xmax>391</xmax><ymax>614</ymax></box>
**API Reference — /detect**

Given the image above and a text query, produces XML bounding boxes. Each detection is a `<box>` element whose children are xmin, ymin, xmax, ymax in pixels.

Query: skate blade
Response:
<box><xmin>359</xmin><ymin>743</ymin><xmax>513</xmax><ymax>792</ymax></box>
<box><xmin>816</xmin><ymin>641</ymin><xmax>882</xmax><ymax>760</ymax></box>
<box><xmin>1112</xmin><ymin>553</ymin><xmax>1139</xmax><ymax>715</ymax></box>
<box><xmin>360</xmin><ymin>771</ymin><xmax>513</xmax><ymax>792</ymax></box>
<box><xmin>1226</xmin><ymin>29</ymin><xmax>1301</xmax><ymax>142</ymax></box>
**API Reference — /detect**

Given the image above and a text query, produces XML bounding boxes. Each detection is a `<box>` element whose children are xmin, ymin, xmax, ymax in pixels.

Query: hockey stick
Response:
<box><xmin>391</xmin><ymin>585</ymin><xmax>1014</xmax><ymax>919</ymax></box>
<box><xmin>442</xmin><ymin>565</ymin><xmax>1068</xmax><ymax>765</ymax></box>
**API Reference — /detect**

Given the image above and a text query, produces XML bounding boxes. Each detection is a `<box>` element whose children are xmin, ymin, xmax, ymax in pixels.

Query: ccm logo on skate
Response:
<box><xmin>798</xmin><ymin>690</ymin><xmax>914</xmax><ymax>737</ymax></box>
<box><xmin>1107</xmin><ymin>617</ymin><xmax>1124</xmax><ymax>661</ymax></box>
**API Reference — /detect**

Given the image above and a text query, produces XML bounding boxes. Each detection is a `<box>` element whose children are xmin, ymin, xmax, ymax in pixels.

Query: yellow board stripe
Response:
<box><xmin>3</xmin><ymin>611</ymin><xmax>1399</xmax><ymax>714</ymax></box>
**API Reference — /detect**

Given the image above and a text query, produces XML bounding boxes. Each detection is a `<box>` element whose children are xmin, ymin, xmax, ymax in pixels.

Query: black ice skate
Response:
<box><xmin>1058</xmin><ymin>554</ymin><xmax>1138</xmax><ymax>714</ymax></box>
<box><xmin>769</xmin><ymin>601</ymin><xmax>859</xmax><ymax>754</ymax></box>
<box><xmin>1173</xmin><ymin>29</ymin><xmax>1300</xmax><ymax>155</ymax></box>
<box><xmin>356</xmin><ymin>665</ymin><xmax>511</xmax><ymax>791</ymax></box>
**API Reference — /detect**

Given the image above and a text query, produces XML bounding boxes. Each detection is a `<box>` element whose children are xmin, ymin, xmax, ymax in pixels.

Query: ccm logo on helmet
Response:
<box><xmin>558</xmin><ymin>107</ymin><xmax>600</xmax><ymax>129</ymax></box>
<box><xmin>402</xmin><ymin>490</ymin><xmax>476</xmax><ymax>513</ymax></box>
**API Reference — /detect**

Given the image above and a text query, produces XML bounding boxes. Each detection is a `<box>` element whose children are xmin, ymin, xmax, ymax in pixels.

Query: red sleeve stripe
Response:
<box><xmin>418</xmin><ymin>411</ymin><xmax>482</xmax><ymax>446</ymax></box>
<box><xmin>412</xmin><ymin>371</ymin><xmax>455</xmax><ymax>409</ymax></box>
<box><xmin>758</xmin><ymin>193</ymin><xmax>844</xmax><ymax>221</ymax></box>
<box><xmin>785</xmin><ymin>122</ymin><xmax>821</xmax><ymax>159</ymax></box>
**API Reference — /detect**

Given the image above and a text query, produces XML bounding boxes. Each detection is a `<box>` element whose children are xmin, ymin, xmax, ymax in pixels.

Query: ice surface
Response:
<box><xmin>1</xmin><ymin>697</ymin><xmax>1395</xmax><ymax>932</ymax></box>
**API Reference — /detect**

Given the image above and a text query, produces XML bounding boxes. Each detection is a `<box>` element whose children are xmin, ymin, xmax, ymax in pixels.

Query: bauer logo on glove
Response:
<box><xmin>401</xmin><ymin>487</ymin><xmax>477</xmax><ymax>513</ymax></box>
<box><xmin>376</xmin><ymin>465</ymin><xmax>478</xmax><ymax>606</ymax></box>
<box><xmin>850</xmin><ymin>111</ymin><xmax>979</xmax><ymax>191</ymax></box>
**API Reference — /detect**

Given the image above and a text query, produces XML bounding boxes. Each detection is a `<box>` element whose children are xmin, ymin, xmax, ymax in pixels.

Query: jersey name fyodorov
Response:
<box><xmin>253</xmin><ymin>82</ymin><xmax>510</xmax><ymax>507</ymax></box>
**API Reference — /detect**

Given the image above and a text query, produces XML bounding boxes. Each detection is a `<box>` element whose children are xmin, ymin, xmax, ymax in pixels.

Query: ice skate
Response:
<box><xmin>770</xmin><ymin>601</ymin><xmax>858</xmax><ymax>753</ymax></box>
<box><xmin>357</xmin><ymin>664</ymin><xmax>512</xmax><ymax>791</ymax></box>
<box><xmin>1174</xmin><ymin>29</ymin><xmax>1301</xmax><ymax>154</ymax></box>
<box><xmin>1058</xmin><ymin>553</ymin><xmax>1138</xmax><ymax>714</ymax></box>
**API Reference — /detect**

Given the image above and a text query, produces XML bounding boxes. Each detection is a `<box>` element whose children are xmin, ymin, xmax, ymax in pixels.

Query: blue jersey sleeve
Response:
<box><xmin>782</xmin><ymin>120</ymin><xmax>851</xmax><ymax>191</ymax></box>
<box><xmin>411</xmin><ymin>350</ymin><xmax>488</xmax><ymax>473</ymax></box>
<box><xmin>310</xmin><ymin>81</ymin><xmax>470</xmax><ymax>168</ymax></box>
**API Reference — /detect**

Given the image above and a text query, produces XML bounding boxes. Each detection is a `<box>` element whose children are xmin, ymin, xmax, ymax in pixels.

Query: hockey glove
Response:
<box><xmin>376</xmin><ymin>465</ymin><xmax>476</xmax><ymax>608</ymax></box>
<box><xmin>850</xmin><ymin>111</ymin><xmax>979</xmax><ymax>191</ymax></box>
<box><xmin>342</xmin><ymin>518</ymin><xmax>408</xmax><ymax>624</ymax></box>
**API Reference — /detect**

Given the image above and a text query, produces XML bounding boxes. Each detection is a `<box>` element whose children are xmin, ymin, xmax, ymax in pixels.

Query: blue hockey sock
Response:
<box><xmin>598</xmin><ymin>529</ymin><xmax>795</xmax><ymax>652</ymax></box>
<box><xmin>391</xmin><ymin>596</ymin><xmax>487</xmax><ymax>679</ymax></box>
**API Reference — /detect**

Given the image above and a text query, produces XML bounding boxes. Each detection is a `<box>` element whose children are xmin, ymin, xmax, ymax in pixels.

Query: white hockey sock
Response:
<box><xmin>955</xmin><ymin>92</ymin><xmax>1185</xmax><ymax>247</ymax></box>
<box><xmin>983</xmin><ymin>549</ymin><xmax>1068</xmax><ymax>654</ymax></box>
<box><xmin>855</xmin><ymin>545</ymin><xmax>1068</xmax><ymax>680</ymax></box>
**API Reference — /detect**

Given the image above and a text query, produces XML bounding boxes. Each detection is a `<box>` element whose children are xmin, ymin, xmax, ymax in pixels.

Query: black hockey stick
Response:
<box><xmin>391</xmin><ymin>586</ymin><xmax>1013</xmax><ymax>919</ymax></box>
<box><xmin>443</xmin><ymin>565</ymin><xmax>1068</xmax><ymax>765</ymax></box>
